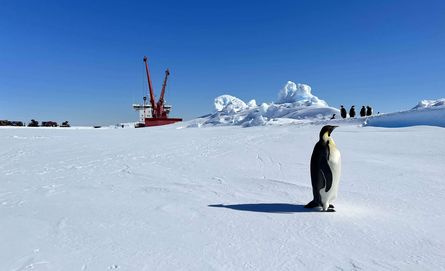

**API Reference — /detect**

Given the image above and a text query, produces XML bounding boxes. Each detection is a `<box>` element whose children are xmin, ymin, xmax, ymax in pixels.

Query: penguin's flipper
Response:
<box><xmin>320</xmin><ymin>158</ymin><xmax>333</xmax><ymax>192</ymax></box>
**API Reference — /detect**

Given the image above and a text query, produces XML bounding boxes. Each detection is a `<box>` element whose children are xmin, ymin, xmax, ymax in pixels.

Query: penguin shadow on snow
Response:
<box><xmin>208</xmin><ymin>203</ymin><xmax>322</xmax><ymax>213</ymax></box>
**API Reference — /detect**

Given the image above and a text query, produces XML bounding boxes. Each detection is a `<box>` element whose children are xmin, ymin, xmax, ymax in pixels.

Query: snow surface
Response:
<box><xmin>1</xmin><ymin>124</ymin><xmax>444</xmax><ymax>270</ymax></box>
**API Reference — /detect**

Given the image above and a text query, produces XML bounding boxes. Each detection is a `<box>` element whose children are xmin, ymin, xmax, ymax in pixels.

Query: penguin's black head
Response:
<box><xmin>319</xmin><ymin>125</ymin><xmax>338</xmax><ymax>140</ymax></box>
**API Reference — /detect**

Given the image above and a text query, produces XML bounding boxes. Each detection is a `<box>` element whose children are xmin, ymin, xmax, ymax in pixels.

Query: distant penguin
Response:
<box><xmin>360</xmin><ymin>106</ymin><xmax>366</xmax><ymax>117</ymax></box>
<box><xmin>340</xmin><ymin>106</ymin><xmax>347</xmax><ymax>118</ymax></box>
<box><xmin>349</xmin><ymin>106</ymin><xmax>356</xmax><ymax>118</ymax></box>
<box><xmin>330</xmin><ymin>114</ymin><xmax>336</xmax><ymax>120</ymax></box>
<box><xmin>305</xmin><ymin>125</ymin><xmax>341</xmax><ymax>212</ymax></box>
<box><xmin>366</xmin><ymin>106</ymin><xmax>372</xmax><ymax>116</ymax></box>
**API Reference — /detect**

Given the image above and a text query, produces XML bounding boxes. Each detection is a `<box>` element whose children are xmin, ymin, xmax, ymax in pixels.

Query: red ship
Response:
<box><xmin>133</xmin><ymin>56</ymin><xmax>182</xmax><ymax>127</ymax></box>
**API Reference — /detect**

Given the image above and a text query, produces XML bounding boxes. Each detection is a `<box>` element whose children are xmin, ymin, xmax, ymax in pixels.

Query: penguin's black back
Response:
<box><xmin>349</xmin><ymin>107</ymin><xmax>356</xmax><ymax>117</ymax></box>
<box><xmin>310</xmin><ymin>141</ymin><xmax>333</xmax><ymax>204</ymax></box>
<box><xmin>340</xmin><ymin>108</ymin><xmax>347</xmax><ymax>118</ymax></box>
<box><xmin>360</xmin><ymin>106</ymin><xmax>366</xmax><ymax>117</ymax></box>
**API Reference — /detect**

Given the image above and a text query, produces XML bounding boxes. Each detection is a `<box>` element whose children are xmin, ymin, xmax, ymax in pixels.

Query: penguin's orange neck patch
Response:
<box><xmin>322</xmin><ymin>132</ymin><xmax>336</xmax><ymax>148</ymax></box>
<box><xmin>322</xmin><ymin>132</ymin><xmax>330</xmax><ymax>142</ymax></box>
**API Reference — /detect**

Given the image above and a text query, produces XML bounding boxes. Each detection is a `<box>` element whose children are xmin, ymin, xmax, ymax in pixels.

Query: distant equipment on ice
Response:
<box><xmin>132</xmin><ymin>56</ymin><xmax>182</xmax><ymax>127</ymax></box>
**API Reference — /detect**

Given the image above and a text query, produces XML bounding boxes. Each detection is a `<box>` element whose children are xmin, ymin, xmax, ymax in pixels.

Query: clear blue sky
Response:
<box><xmin>1</xmin><ymin>0</ymin><xmax>444</xmax><ymax>125</ymax></box>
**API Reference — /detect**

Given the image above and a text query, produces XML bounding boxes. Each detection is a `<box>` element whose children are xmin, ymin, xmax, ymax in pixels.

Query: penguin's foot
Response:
<box><xmin>304</xmin><ymin>200</ymin><xmax>319</xmax><ymax>208</ymax></box>
<box><xmin>321</xmin><ymin>204</ymin><xmax>335</xmax><ymax>212</ymax></box>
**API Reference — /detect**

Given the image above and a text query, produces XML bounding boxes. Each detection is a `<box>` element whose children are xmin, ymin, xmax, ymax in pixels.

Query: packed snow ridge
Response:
<box><xmin>189</xmin><ymin>81</ymin><xmax>338</xmax><ymax>127</ymax></box>
<box><xmin>412</xmin><ymin>98</ymin><xmax>445</xmax><ymax>110</ymax></box>
<box><xmin>365</xmin><ymin>98</ymin><xmax>445</xmax><ymax>128</ymax></box>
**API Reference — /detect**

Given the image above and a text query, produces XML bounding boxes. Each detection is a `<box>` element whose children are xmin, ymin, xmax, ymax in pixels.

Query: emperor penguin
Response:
<box><xmin>305</xmin><ymin>125</ymin><xmax>341</xmax><ymax>212</ymax></box>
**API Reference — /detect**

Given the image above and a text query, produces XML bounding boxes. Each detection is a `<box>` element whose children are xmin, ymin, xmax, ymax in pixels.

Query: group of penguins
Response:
<box><xmin>340</xmin><ymin>105</ymin><xmax>372</xmax><ymax>118</ymax></box>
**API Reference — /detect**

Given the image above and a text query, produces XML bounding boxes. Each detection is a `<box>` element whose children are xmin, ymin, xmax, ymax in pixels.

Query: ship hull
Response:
<box><xmin>137</xmin><ymin>118</ymin><xmax>182</xmax><ymax>127</ymax></box>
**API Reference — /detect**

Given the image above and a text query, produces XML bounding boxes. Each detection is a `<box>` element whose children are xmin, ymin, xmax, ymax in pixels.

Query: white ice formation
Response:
<box><xmin>192</xmin><ymin>81</ymin><xmax>338</xmax><ymax>127</ymax></box>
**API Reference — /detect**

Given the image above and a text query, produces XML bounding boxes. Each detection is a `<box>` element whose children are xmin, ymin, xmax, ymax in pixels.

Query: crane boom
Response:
<box><xmin>157</xmin><ymin>69</ymin><xmax>170</xmax><ymax>117</ymax></box>
<box><xmin>143</xmin><ymin>56</ymin><xmax>157</xmax><ymax>115</ymax></box>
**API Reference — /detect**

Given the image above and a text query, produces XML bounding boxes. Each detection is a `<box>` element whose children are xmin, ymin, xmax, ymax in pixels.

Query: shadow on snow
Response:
<box><xmin>208</xmin><ymin>203</ymin><xmax>319</xmax><ymax>213</ymax></box>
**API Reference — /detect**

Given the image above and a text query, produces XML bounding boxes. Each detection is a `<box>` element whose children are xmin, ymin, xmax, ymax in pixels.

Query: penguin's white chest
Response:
<box><xmin>320</xmin><ymin>141</ymin><xmax>341</xmax><ymax>207</ymax></box>
<box><xmin>328</xmin><ymin>147</ymin><xmax>341</xmax><ymax>194</ymax></box>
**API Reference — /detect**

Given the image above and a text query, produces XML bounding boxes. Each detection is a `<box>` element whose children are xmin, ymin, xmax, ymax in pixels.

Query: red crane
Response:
<box><xmin>144</xmin><ymin>56</ymin><xmax>157</xmax><ymax>116</ymax></box>
<box><xmin>140</xmin><ymin>56</ymin><xmax>182</xmax><ymax>127</ymax></box>
<box><xmin>156</xmin><ymin>68</ymin><xmax>170</xmax><ymax>118</ymax></box>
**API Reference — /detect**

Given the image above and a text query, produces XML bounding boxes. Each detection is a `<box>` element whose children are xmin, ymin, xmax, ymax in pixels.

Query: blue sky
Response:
<box><xmin>1</xmin><ymin>0</ymin><xmax>444</xmax><ymax>125</ymax></box>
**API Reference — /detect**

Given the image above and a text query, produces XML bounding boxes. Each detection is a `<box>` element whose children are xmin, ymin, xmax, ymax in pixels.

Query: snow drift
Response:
<box><xmin>186</xmin><ymin>84</ymin><xmax>445</xmax><ymax>128</ymax></box>
<box><xmin>276</xmin><ymin>82</ymin><xmax>328</xmax><ymax>106</ymax></box>
<box><xmin>189</xmin><ymin>81</ymin><xmax>338</xmax><ymax>127</ymax></box>
<box><xmin>365</xmin><ymin>98</ymin><xmax>445</xmax><ymax>128</ymax></box>
<box><xmin>412</xmin><ymin>98</ymin><xmax>445</xmax><ymax>110</ymax></box>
